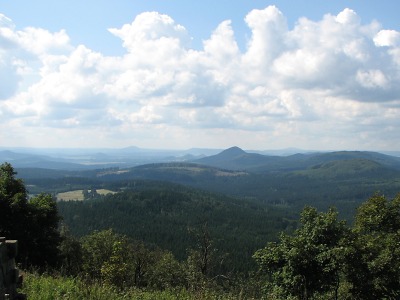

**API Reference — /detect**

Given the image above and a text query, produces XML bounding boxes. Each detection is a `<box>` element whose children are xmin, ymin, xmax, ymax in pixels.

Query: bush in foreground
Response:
<box><xmin>21</xmin><ymin>272</ymin><xmax>255</xmax><ymax>300</ymax></box>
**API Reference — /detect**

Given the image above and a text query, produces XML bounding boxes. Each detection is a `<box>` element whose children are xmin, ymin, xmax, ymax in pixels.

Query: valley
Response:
<box><xmin>10</xmin><ymin>146</ymin><xmax>400</xmax><ymax>222</ymax></box>
<box><xmin>2</xmin><ymin>146</ymin><xmax>400</xmax><ymax>298</ymax></box>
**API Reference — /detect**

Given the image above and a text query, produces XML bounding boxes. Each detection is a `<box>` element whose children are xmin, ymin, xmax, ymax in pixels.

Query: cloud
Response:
<box><xmin>108</xmin><ymin>11</ymin><xmax>189</xmax><ymax>49</ymax></box>
<box><xmin>0</xmin><ymin>7</ymin><xmax>400</xmax><ymax>149</ymax></box>
<box><xmin>243</xmin><ymin>5</ymin><xmax>287</xmax><ymax>68</ymax></box>
<box><xmin>374</xmin><ymin>29</ymin><xmax>400</xmax><ymax>47</ymax></box>
<box><xmin>0</xmin><ymin>58</ymin><xmax>19</xmax><ymax>100</ymax></box>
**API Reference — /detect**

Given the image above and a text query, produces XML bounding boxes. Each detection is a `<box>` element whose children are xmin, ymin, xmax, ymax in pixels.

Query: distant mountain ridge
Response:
<box><xmin>0</xmin><ymin>147</ymin><xmax>221</xmax><ymax>170</ymax></box>
<box><xmin>194</xmin><ymin>146</ymin><xmax>278</xmax><ymax>171</ymax></box>
<box><xmin>0</xmin><ymin>150</ymin><xmax>89</xmax><ymax>170</ymax></box>
<box><xmin>10</xmin><ymin>146</ymin><xmax>400</xmax><ymax>222</ymax></box>
<box><xmin>194</xmin><ymin>146</ymin><xmax>400</xmax><ymax>173</ymax></box>
<box><xmin>2</xmin><ymin>146</ymin><xmax>400</xmax><ymax>172</ymax></box>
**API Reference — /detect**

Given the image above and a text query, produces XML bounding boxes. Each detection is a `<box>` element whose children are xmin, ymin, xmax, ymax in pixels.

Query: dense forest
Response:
<box><xmin>57</xmin><ymin>183</ymin><xmax>296</xmax><ymax>274</ymax></box>
<box><xmin>2</xmin><ymin>157</ymin><xmax>400</xmax><ymax>299</ymax></box>
<box><xmin>17</xmin><ymin>151</ymin><xmax>400</xmax><ymax>223</ymax></box>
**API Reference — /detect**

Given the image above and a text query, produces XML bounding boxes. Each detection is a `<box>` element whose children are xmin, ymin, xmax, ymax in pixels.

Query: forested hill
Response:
<box><xmin>194</xmin><ymin>146</ymin><xmax>400</xmax><ymax>173</ymax></box>
<box><xmin>15</xmin><ymin>147</ymin><xmax>400</xmax><ymax>222</ymax></box>
<box><xmin>98</xmin><ymin>148</ymin><xmax>400</xmax><ymax>216</ymax></box>
<box><xmin>4</xmin><ymin>161</ymin><xmax>400</xmax><ymax>299</ymax></box>
<box><xmin>3</xmin><ymin>146</ymin><xmax>400</xmax><ymax>172</ymax></box>
<box><xmin>57</xmin><ymin>182</ymin><xmax>296</xmax><ymax>273</ymax></box>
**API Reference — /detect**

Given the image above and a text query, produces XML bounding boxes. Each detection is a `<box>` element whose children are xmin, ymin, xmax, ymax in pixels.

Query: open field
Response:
<box><xmin>57</xmin><ymin>190</ymin><xmax>84</xmax><ymax>201</ymax></box>
<box><xmin>96</xmin><ymin>189</ymin><xmax>117</xmax><ymax>195</ymax></box>
<box><xmin>57</xmin><ymin>189</ymin><xmax>116</xmax><ymax>201</ymax></box>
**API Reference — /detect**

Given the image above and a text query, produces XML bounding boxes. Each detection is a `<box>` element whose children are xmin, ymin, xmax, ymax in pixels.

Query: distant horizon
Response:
<box><xmin>1</xmin><ymin>144</ymin><xmax>399</xmax><ymax>155</ymax></box>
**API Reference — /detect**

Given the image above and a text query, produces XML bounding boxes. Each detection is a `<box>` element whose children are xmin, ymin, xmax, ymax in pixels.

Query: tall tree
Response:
<box><xmin>254</xmin><ymin>206</ymin><xmax>347</xmax><ymax>300</ymax></box>
<box><xmin>0</xmin><ymin>163</ymin><xmax>28</xmax><ymax>237</ymax></box>
<box><xmin>344</xmin><ymin>193</ymin><xmax>400</xmax><ymax>299</ymax></box>
<box><xmin>0</xmin><ymin>162</ymin><xmax>61</xmax><ymax>268</ymax></box>
<box><xmin>81</xmin><ymin>229</ymin><xmax>139</xmax><ymax>288</ymax></box>
<box><xmin>58</xmin><ymin>225</ymin><xmax>83</xmax><ymax>276</ymax></box>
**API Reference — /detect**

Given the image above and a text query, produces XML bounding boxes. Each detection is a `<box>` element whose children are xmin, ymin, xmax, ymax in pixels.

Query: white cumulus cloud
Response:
<box><xmin>1</xmin><ymin>7</ymin><xmax>400</xmax><ymax>150</ymax></box>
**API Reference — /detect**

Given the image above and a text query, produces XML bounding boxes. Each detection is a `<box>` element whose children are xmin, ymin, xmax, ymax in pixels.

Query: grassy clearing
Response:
<box><xmin>96</xmin><ymin>189</ymin><xmax>116</xmax><ymax>195</ymax></box>
<box><xmin>57</xmin><ymin>190</ymin><xmax>85</xmax><ymax>201</ymax></box>
<box><xmin>57</xmin><ymin>189</ymin><xmax>116</xmax><ymax>201</ymax></box>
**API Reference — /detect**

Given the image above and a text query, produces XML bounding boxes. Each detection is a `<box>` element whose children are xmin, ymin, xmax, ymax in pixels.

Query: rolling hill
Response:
<box><xmin>8</xmin><ymin>146</ymin><xmax>400</xmax><ymax>221</ymax></box>
<box><xmin>57</xmin><ymin>181</ymin><xmax>295</xmax><ymax>273</ymax></box>
<box><xmin>194</xmin><ymin>146</ymin><xmax>400</xmax><ymax>173</ymax></box>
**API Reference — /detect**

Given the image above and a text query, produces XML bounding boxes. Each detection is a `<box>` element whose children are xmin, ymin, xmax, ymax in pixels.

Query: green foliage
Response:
<box><xmin>147</xmin><ymin>251</ymin><xmax>186</xmax><ymax>290</ymax></box>
<box><xmin>58</xmin><ymin>184</ymin><xmax>291</xmax><ymax>274</ymax></box>
<box><xmin>0</xmin><ymin>162</ymin><xmax>61</xmax><ymax>268</ymax></box>
<box><xmin>354</xmin><ymin>193</ymin><xmax>400</xmax><ymax>233</ymax></box>
<box><xmin>100</xmin><ymin>240</ymin><xmax>135</xmax><ymax>288</ymax></box>
<box><xmin>28</xmin><ymin>193</ymin><xmax>62</xmax><ymax>267</ymax></box>
<box><xmin>185</xmin><ymin>249</ymin><xmax>207</xmax><ymax>291</ymax></box>
<box><xmin>55</xmin><ymin>227</ymin><xmax>255</xmax><ymax>297</ymax></box>
<box><xmin>254</xmin><ymin>193</ymin><xmax>400</xmax><ymax>299</ymax></box>
<box><xmin>80</xmin><ymin>229</ymin><xmax>186</xmax><ymax>290</ymax></box>
<box><xmin>7</xmin><ymin>159</ymin><xmax>400</xmax><ymax>298</ymax></box>
<box><xmin>18</xmin><ymin>156</ymin><xmax>400</xmax><ymax>223</ymax></box>
<box><xmin>343</xmin><ymin>193</ymin><xmax>400</xmax><ymax>299</ymax></box>
<box><xmin>0</xmin><ymin>163</ymin><xmax>28</xmax><ymax>238</ymax></box>
<box><xmin>254</xmin><ymin>207</ymin><xmax>347</xmax><ymax>299</ymax></box>
<box><xmin>59</xmin><ymin>226</ymin><xmax>83</xmax><ymax>276</ymax></box>
<box><xmin>21</xmin><ymin>272</ymin><xmax>198</xmax><ymax>300</ymax></box>
<box><xmin>81</xmin><ymin>229</ymin><xmax>133</xmax><ymax>284</ymax></box>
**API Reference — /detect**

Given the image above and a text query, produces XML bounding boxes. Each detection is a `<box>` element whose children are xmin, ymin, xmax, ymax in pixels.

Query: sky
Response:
<box><xmin>0</xmin><ymin>1</ymin><xmax>400</xmax><ymax>151</ymax></box>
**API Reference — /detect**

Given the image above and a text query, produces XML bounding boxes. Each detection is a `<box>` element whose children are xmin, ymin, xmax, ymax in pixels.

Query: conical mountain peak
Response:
<box><xmin>217</xmin><ymin>146</ymin><xmax>247</xmax><ymax>159</ymax></box>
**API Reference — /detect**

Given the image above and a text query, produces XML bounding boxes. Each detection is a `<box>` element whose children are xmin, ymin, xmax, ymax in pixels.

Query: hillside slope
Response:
<box><xmin>57</xmin><ymin>182</ymin><xmax>295</xmax><ymax>273</ymax></box>
<box><xmin>194</xmin><ymin>147</ymin><xmax>400</xmax><ymax>173</ymax></box>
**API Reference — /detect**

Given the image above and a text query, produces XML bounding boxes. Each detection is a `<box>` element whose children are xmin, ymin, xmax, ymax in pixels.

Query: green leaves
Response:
<box><xmin>0</xmin><ymin>162</ymin><xmax>26</xmax><ymax>199</ymax></box>
<box><xmin>101</xmin><ymin>240</ymin><xmax>134</xmax><ymax>288</ymax></box>
<box><xmin>354</xmin><ymin>193</ymin><xmax>400</xmax><ymax>234</ymax></box>
<box><xmin>344</xmin><ymin>193</ymin><xmax>400</xmax><ymax>299</ymax></box>
<box><xmin>0</xmin><ymin>163</ymin><xmax>61</xmax><ymax>268</ymax></box>
<box><xmin>147</xmin><ymin>251</ymin><xmax>185</xmax><ymax>290</ymax></box>
<box><xmin>254</xmin><ymin>206</ymin><xmax>347</xmax><ymax>299</ymax></box>
<box><xmin>255</xmin><ymin>193</ymin><xmax>400</xmax><ymax>299</ymax></box>
<box><xmin>80</xmin><ymin>229</ymin><xmax>186</xmax><ymax>290</ymax></box>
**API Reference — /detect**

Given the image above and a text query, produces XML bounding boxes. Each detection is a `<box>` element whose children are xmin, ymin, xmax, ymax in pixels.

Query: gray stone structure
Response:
<box><xmin>0</xmin><ymin>238</ymin><xmax>24</xmax><ymax>300</ymax></box>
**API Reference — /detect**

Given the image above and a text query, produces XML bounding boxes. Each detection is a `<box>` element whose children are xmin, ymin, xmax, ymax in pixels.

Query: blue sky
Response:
<box><xmin>3</xmin><ymin>1</ymin><xmax>399</xmax><ymax>54</ymax></box>
<box><xmin>1</xmin><ymin>1</ymin><xmax>400</xmax><ymax>150</ymax></box>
